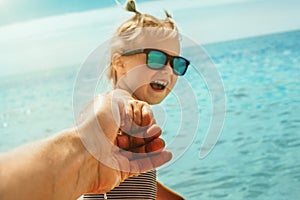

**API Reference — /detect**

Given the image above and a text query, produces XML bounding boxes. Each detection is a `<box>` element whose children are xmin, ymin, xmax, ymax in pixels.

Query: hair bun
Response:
<box><xmin>164</xmin><ymin>10</ymin><xmax>172</xmax><ymax>18</ymax></box>
<box><xmin>125</xmin><ymin>0</ymin><xmax>141</xmax><ymax>15</ymax></box>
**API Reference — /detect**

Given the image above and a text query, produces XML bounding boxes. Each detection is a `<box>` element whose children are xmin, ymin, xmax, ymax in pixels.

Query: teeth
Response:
<box><xmin>152</xmin><ymin>80</ymin><xmax>167</xmax><ymax>86</ymax></box>
<box><xmin>150</xmin><ymin>80</ymin><xmax>168</xmax><ymax>90</ymax></box>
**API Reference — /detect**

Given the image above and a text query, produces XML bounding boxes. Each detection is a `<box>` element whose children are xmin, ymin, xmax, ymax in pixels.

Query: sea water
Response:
<box><xmin>1</xmin><ymin>30</ymin><xmax>299</xmax><ymax>199</ymax></box>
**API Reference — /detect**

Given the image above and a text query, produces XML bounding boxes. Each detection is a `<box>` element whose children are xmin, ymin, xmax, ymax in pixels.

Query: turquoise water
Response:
<box><xmin>1</xmin><ymin>30</ymin><xmax>300</xmax><ymax>199</ymax></box>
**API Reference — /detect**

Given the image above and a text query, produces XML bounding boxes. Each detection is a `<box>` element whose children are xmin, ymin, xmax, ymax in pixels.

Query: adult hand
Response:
<box><xmin>0</xmin><ymin>89</ymin><xmax>172</xmax><ymax>200</ymax></box>
<box><xmin>77</xmin><ymin>89</ymin><xmax>172</xmax><ymax>194</ymax></box>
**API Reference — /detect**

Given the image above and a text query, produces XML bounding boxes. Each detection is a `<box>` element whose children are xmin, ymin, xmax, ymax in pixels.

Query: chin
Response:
<box><xmin>148</xmin><ymin>90</ymin><xmax>171</xmax><ymax>105</ymax></box>
<box><xmin>147</xmin><ymin>93</ymin><xmax>168</xmax><ymax>105</ymax></box>
<box><xmin>148</xmin><ymin>99</ymin><xmax>163</xmax><ymax>105</ymax></box>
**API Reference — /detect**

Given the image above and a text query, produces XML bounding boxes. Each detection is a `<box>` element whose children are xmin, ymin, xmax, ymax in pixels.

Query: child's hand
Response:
<box><xmin>112</xmin><ymin>89</ymin><xmax>164</xmax><ymax>156</ymax></box>
<box><xmin>117</xmin><ymin>124</ymin><xmax>165</xmax><ymax>157</ymax></box>
<box><xmin>119</xmin><ymin>98</ymin><xmax>155</xmax><ymax>134</ymax></box>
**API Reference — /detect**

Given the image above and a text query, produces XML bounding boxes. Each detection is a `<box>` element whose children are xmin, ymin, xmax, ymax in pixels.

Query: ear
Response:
<box><xmin>112</xmin><ymin>53</ymin><xmax>126</xmax><ymax>75</ymax></box>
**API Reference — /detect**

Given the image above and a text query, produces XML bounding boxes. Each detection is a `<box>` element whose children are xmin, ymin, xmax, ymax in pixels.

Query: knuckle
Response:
<box><xmin>134</xmin><ymin>109</ymin><xmax>140</xmax><ymax>115</ymax></box>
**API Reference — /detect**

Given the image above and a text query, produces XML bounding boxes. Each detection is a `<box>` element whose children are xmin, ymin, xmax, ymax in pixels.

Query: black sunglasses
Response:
<box><xmin>121</xmin><ymin>48</ymin><xmax>190</xmax><ymax>76</ymax></box>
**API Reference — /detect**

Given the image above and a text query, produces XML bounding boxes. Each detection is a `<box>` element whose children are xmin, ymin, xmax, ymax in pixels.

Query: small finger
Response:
<box><xmin>141</xmin><ymin>104</ymin><xmax>152</xmax><ymax>126</ymax></box>
<box><xmin>117</xmin><ymin>134</ymin><xmax>130</xmax><ymax>150</ymax></box>
<box><xmin>145</xmin><ymin>138</ymin><xmax>165</xmax><ymax>153</ymax></box>
<box><xmin>131</xmin><ymin>100</ymin><xmax>142</xmax><ymax>126</ymax></box>
<box><xmin>144</xmin><ymin>125</ymin><xmax>162</xmax><ymax>142</ymax></box>
<box><xmin>132</xmin><ymin>136</ymin><xmax>146</xmax><ymax>148</ymax></box>
<box><xmin>120</xmin><ymin>103</ymin><xmax>133</xmax><ymax>133</ymax></box>
<box><xmin>127</xmin><ymin>126</ymin><xmax>148</xmax><ymax>138</ymax></box>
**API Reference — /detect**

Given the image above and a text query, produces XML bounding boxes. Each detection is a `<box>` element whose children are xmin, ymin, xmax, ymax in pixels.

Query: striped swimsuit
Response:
<box><xmin>83</xmin><ymin>170</ymin><xmax>156</xmax><ymax>199</ymax></box>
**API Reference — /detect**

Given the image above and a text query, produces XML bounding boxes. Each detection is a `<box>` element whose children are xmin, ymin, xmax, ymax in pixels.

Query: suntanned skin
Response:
<box><xmin>157</xmin><ymin>181</ymin><xmax>184</xmax><ymax>200</ymax></box>
<box><xmin>0</xmin><ymin>90</ymin><xmax>172</xmax><ymax>200</ymax></box>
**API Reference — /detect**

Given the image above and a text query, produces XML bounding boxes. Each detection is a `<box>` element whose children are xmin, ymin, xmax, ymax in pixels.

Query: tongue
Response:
<box><xmin>150</xmin><ymin>83</ymin><xmax>165</xmax><ymax>90</ymax></box>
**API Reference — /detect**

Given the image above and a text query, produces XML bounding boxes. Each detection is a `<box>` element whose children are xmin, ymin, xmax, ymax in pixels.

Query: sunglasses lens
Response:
<box><xmin>147</xmin><ymin>50</ymin><xmax>167</xmax><ymax>69</ymax></box>
<box><xmin>173</xmin><ymin>58</ymin><xmax>188</xmax><ymax>75</ymax></box>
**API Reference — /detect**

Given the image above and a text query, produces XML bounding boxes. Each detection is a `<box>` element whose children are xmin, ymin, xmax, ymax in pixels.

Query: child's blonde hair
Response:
<box><xmin>108</xmin><ymin>0</ymin><xmax>178</xmax><ymax>85</ymax></box>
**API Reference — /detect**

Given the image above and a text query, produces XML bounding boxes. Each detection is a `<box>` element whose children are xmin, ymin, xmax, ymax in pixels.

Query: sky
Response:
<box><xmin>0</xmin><ymin>0</ymin><xmax>300</xmax><ymax>76</ymax></box>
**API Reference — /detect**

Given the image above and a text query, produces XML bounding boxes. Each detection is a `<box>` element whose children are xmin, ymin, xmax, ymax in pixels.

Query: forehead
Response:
<box><xmin>123</xmin><ymin>27</ymin><xmax>180</xmax><ymax>55</ymax></box>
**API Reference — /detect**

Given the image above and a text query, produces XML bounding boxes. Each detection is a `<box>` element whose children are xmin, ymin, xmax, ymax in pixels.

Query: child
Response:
<box><xmin>83</xmin><ymin>0</ymin><xmax>189</xmax><ymax>199</ymax></box>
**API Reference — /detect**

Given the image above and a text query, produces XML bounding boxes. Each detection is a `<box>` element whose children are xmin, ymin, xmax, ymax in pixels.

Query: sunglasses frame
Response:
<box><xmin>121</xmin><ymin>48</ymin><xmax>190</xmax><ymax>76</ymax></box>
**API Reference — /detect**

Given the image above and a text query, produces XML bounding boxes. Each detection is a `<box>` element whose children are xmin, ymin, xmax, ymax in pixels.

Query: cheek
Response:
<box><xmin>123</xmin><ymin>54</ymin><xmax>146</xmax><ymax>72</ymax></box>
<box><xmin>170</xmin><ymin>76</ymin><xmax>178</xmax><ymax>88</ymax></box>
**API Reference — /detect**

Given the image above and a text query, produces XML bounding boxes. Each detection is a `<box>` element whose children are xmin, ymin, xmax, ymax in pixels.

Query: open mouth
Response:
<box><xmin>150</xmin><ymin>80</ymin><xmax>168</xmax><ymax>91</ymax></box>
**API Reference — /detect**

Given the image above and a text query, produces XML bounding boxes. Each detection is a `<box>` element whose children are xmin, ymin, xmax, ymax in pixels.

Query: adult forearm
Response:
<box><xmin>0</xmin><ymin>91</ymin><xmax>173</xmax><ymax>199</ymax></box>
<box><xmin>0</xmin><ymin>129</ymin><xmax>97</xmax><ymax>200</ymax></box>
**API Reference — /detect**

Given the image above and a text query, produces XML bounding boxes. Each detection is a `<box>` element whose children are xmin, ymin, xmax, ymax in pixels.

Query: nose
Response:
<box><xmin>161</xmin><ymin>61</ymin><xmax>173</xmax><ymax>75</ymax></box>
